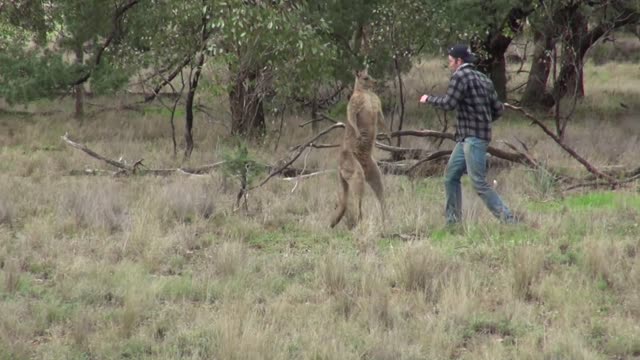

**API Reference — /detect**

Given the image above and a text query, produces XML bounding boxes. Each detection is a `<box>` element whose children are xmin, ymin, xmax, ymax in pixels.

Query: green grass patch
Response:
<box><xmin>527</xmin><ymin>191</ymin><xmax>640</xmax><ymax>213</ymax></box>
<box><xmin>545</xmin><ymin>247</ymin><xmax>580</xmax><ymax>267</ymax></box>
<box><xmin>142</xmin><ymin>106</ymin><xmax>186</xmax><ymax>118</ymax></box>
<box><xmin>156</xmin><ymin>273</ymin><xmax>221</xmax><ymax>303</ymax></box>
<box><xmin>245</xmin><ymin>224</ymin><xmax>353</xmax><ymax>252</ymax></box>
<box><xmin>376</xmin><ymin>236</ymin><xmax>405</xmax><ymax>251</ymax></box>
<box><xmin>429</xmin><ymin>223</ymin><xmax>543</xmax><ymax>253</ymax></box>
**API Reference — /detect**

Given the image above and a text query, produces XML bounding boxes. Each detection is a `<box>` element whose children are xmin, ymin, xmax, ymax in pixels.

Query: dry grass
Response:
<box><xmin>0</xmin><ymin>55</ymin><xmax>639</xmax><ymax>359</ymax></box>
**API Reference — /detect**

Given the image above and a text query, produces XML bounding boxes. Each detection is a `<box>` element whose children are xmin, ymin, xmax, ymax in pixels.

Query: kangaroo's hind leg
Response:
<box><xmin>362</xmin><ymin>156</ymin><xmax>386</xmax><ymax>227</ymax></box>
<box><xmin>330</xmin><ymin>174</ymin><xmax>350</xmax><ymax>228</ymax></box>
<box><xmin>330</xmin><ymin>152</ymin><xmax>365</xmax><ymax>229</ymax></box>
<box><xmin>345</xmin><ymin>168</ymin><xmax>365</xmax><ymax>229</ymax></box>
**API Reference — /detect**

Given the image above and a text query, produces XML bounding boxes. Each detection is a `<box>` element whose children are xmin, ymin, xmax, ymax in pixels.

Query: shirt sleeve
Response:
<box><xmin>427</xmin><ymin>73</ymin><xmax>464</xmax><ymax>111</ymax></box>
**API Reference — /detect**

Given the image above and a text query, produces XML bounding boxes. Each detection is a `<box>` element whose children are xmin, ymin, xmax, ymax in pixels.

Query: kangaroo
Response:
<box><xmin>330</xmin><ymin>68</ymin><xmax>388</xmax><ymax>229</ymax></box>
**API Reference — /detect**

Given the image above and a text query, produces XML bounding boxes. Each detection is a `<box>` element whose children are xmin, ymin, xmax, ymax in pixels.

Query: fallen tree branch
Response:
<box><xmin>375</xmin><ymin>142</ymin><xmax>432</xmax><ymax>160</ymax></box>
<box><xmin>281</xmin><ymin>169</ymin><xmax>336</xmax><ymax>181</ymax></box>
<box><xmin>504</xmin><ymin>103</ymin><xmax>617</xmax><ymax>186</ymax></box>
<box><xmin>62</xmin><ymin>133</ymin><xmax>132</xmax><ymax>171</ymax></box>
<box><xmin>290</xmin><ymin>143</ymin><xmax>340</xmax><ymax>151</ymax></box>
<box><xmin>382</xmin><ymin>129</ymin><xmax>455</xmax><ymax>141</ymax></box>
<box><xmin>290</xmin><ymin>148</ymin><xmax>311</xmax><ymax>192</ymax></box>
<box><xmin>498</xmin><ymin>140</ymin><xmax>566</xmax><ymax>182</ymax></box>
<box><xmin>377</xmin><ymin>161</ymin><xmax>413</xmax><ymax>175</ymax></box>
<box><xmin>379</xmin><ymin>129</ymin><xmax>534</xmax><ymax>166</ymax></box>
<box><xmin>130</xmin><ymin>162</ymin><xmax>227</xmax><ymax>176</ymax></box>
<box><xmin>0</xmin><ymin>108</ymin><xmax>62</xmax><ymax>117</ymax></box>
<box><xmin>299</xmin><ymin>112</ymin><xmax>338</xmax><ymax>128</ymax></box>
<box><xmin>564</xmin><ymin>173</ymin><xmax>640</xmax><ymax>192</ymax></box>
<box><xmin>406</xmin><ymin>150</ymin><xmax>452</xmax><ymax>174</ymax></box>
<box><xmin>251</xmin><ymin>122</ymin><xmax>346</xmax><ymax>189</ymax></box>
<box><xmin>584</xmin><ymin>165</ymin><xmax>640</xmax><ymax>181</ymax></box>
<box><xmin>62</xmin><ymin>133</ymin><xmax>227</xmax><ymax>176</ymax></box>
<box><xmin>318</xmin><ymin>113</ymin><xmax>338</xmax><ymax>124</ymax></box>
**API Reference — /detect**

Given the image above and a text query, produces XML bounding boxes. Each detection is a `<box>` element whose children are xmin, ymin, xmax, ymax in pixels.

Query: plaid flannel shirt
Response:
<box><xmin>428</xmin><ymin>64</ymin><xmax>504</xmax><ymax>142</ymax></box>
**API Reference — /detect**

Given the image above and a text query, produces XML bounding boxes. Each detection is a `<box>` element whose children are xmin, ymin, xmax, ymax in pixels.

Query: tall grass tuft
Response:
<box><xmin>582</xmin><ymin>238</ymin><xmax>626</xmax><ymax>290</ymax></box>
<box><xmin>2</xmin><ymin>258</ymin><xmax>20</xmax><ymax>294</ymax></box>
<box><xmin>212</xmin><ymin>241</ymin><xmax>246</xmax><ymax>277</ymax></box>
<box><xmin>319</xmin><ymin>249</ymin><xmax>350</xmax><ymax>296</ymax></box>
<box><xmin>155</xmin><ymin>178</ymin><xmax>217</xmax><ymax>224</ymax></box>
<box><xmin>57</xmin><ymin>179</ymin><xmax>128</xmax><ymax>233</ymax></box>
<box><xmin>0</xmin><ymin>197</ymin><xmax>13</xmax><ymax>227</ymax></box>
<box><xmin>512</xmin><ymin>245</ymin><xmax>545</xmax><ymax>301</ymax></box>
<box><xmin>393</xmin><ymin>243</ymin><xmax>457</xmax><ymax>303</ymax></box>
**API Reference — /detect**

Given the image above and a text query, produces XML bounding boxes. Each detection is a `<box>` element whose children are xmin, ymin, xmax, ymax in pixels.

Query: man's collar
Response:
<box><xmin>453</xmin><ymin>63</ymin><xmax>474</xmax><ymax>75</ymax></box>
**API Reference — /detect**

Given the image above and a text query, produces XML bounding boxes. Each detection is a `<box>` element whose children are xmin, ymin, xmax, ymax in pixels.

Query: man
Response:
<box><xmin>419</xmin><ymin>44</ymin><xmax>516</xmax><ymax>225</ymax></box>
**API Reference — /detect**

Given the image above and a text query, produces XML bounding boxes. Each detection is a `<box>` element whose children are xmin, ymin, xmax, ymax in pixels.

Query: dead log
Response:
<box><xmin>378</xmin><ymin>129</ymin><xmax>534</xmax><ymax>166</ymax></box>
<box><xmin>375</xmin><ymin>142</ymin><xmax>433</xmax><ymax>160</ymax></box>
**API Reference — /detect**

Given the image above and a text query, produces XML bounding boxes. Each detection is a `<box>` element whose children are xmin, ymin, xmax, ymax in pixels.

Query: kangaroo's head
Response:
<box><xmin>354</xmin><ymin>68</ymin><xmax>376</xmax><ymax>91</ymax></box>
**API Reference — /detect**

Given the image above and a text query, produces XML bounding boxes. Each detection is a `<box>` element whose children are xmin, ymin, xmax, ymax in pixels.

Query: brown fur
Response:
<box><xmin>330</xmin><ymin>69</ymin><xmax>388</xmax><ymax>229</ymax></box>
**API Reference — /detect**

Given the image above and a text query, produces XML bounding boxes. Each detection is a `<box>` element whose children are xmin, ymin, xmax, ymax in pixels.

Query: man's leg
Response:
<box><xmin>444</xmin><ymin>142</ymin><xmax>466</xmax><ymax>224</ymax></box>
<box><xmin>463</xmin><ymin>137</ymin><xmax>516</xmax><ymax>223</ymax></box>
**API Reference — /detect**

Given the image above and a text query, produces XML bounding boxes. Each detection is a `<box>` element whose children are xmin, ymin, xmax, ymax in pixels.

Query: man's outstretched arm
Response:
<box><xmin>420</xmin><ymin>75</ymin><xmax>464</xmax><ymax>111</ymax></box>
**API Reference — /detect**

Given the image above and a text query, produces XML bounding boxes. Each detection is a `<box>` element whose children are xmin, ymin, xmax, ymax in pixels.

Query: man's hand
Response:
<box><xmin>419</xmin><ymin>94</ymin><xmax>429</xmax><ymax>103</ymax></box>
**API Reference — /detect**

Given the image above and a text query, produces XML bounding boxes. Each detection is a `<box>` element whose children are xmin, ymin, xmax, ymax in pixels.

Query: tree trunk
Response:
<box><xmin>542</xmin><ymin>4</ymin><xmax>638</xmax><ymax>107</ymax></box>
<box><xmin>229</xmin><ymin>69</ymin><xmax>266</xmax><ymax>138</ymax></box>
<box><xmin>184</xmin><ymin>53</ymin><xmax>205</xmax><ymax>161</ymax></box>
<box><xmin>486</xmin><ymin>52</ymin><xmax>507</xmax><ymax>101</ymax></box>
<box><xmin>74</xmin><ymin>45</ymin><xmax>85</xmax><ymax>121</ymax></box>
<box><xmin>476</xmin><ymin>7</ymin><xmax>532</xmax><ymax>101</ymax></box>
<box><xmin>478</xmin><ymin>35</ymin><xmax>510</xmax><ymax>101</ymax></box>
<box><xmin>554</xmin><ymin>10</ymin><xmax>587</xmax><ymax>101</ymax></box>
<box><xmin>521</xmin><ymin>29</ymin><xmax>555</xmax><ymax>108</ymax></box>
<box><xmin>393</xmin><ymin>55</ymin><xmax>405</xmax><ymax>147</ymax></box>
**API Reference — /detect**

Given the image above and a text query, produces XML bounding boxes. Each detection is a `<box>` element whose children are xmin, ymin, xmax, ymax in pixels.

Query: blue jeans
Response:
<box><xmin>444</xmin><ymin>137</ymin><xmax>515</xmax><ymax>224</ymax></box>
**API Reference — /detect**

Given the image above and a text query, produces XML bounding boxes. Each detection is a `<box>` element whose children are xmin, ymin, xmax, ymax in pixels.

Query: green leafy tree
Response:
<box><xmin>0</xmin><ymin>0</ymin><xmax>142</xmax><ymax>119</ymax></box>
